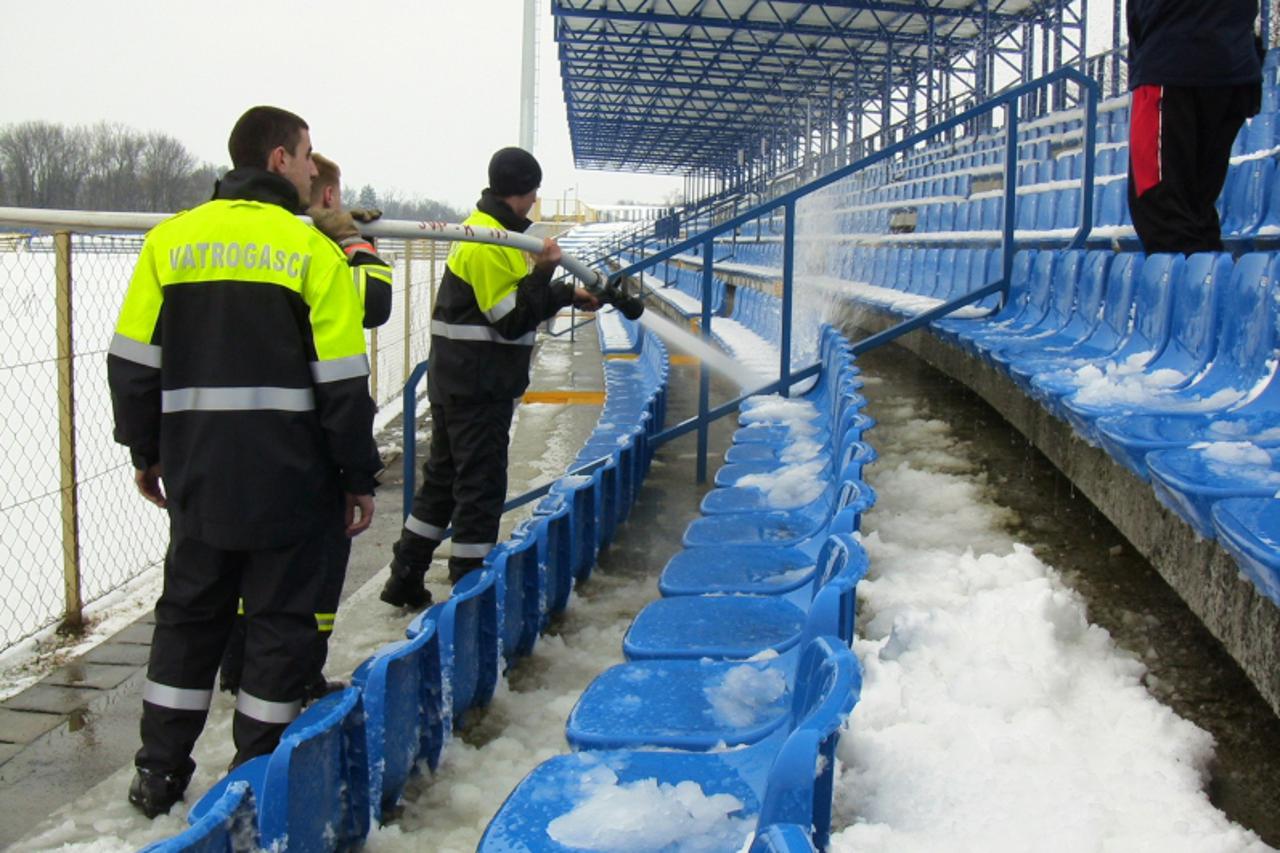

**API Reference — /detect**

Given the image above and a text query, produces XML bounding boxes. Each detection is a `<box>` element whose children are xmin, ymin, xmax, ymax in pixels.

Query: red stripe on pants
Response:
<box><xmin>1130</xmin><ymin>85</ymin><xmax>1163</xmax><ymax>197</ymax></box>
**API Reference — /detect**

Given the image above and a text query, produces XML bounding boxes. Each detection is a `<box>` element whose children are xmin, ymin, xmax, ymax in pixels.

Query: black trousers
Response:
<box><xmin>1128</xmin><ymin>83</ymin><xmax>1259</xmax><ymax>255</ymax></box>
<box><xmin>395</xmin><ymin>398</ymin><xmax>515</xmax><ymax>581</ymax></box>
<box><xmin>219</xmin><ymin>524</ymin><xmax>349</xmax><ymax>690</ymax></box>
<box><xmin>137</xmin><ymin>525</ymin><xmax>327</xmax><ymax>776</ymax></box>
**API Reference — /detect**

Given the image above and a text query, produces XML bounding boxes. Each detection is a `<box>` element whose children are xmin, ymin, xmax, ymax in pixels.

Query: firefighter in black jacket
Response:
<box><xmin>108</xmin><ymin>106</ymin><xmax>381</xmax><ymax>818</ymax></box>
<box><xmin>1127</xmin><ymin>0</ymin><xmax>1264</xmax><ymax>254</ymax></box>
<box><xmin>380</xmin><ymin>147</ymin><xmax>598</xmax><ymax>607</ymax></box>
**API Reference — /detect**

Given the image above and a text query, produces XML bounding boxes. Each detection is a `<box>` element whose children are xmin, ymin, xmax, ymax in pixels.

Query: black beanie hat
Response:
<box><xmin>488</xmin><ymin>147</ymin><xmax>542</xmax><ymax>197</ymax></box>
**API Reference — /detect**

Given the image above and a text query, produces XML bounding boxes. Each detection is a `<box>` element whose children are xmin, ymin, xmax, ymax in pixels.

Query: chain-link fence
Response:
<box><xmin>0</xmin><ymin>228</ymin><xmax>442</xmax><ymax>654</ymax></box>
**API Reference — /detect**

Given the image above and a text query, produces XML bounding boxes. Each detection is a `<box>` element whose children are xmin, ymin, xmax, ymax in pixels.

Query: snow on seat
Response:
<box><xmin>1027</xmin><ymin>252</ymin><xmax>1183</xmax><ymax>421</ymax></box>
<box><xmin>139</xmin><ymin>781</ymin><xmax>257</xmax><ymax>853</ymax></box>
<box><xmin>350</xmin><ymin>628</ymin><xmax>440</xmax><ymax>820</ymax></box>
<box><xmin>1003</xmin><ymin>252</ymin><xmax>1143</xmax><ymax>394</ymax></box>
<box><xmin>1084</xmin><ymin>253</ymin><xmax>1279</xmax><ymax>477</ymax></box>
<box><xmin>1058</xmin><ymin>252</ymin><xmax>1234</xmax><ymax>444</ymax></box>
<box><xmin>568</xmin><ymin>539</ymin><xmax>861</xmax><ymax>752</ymax></box>
<box><xmin>1212</xmin><ymin>497</ymin><xmax>1280</xmax><ymax>605</ymax></box>
<box><xmin>479</xmin><ymin>636</ymin><xmax>859</xmax><ymax>853</ymax></box>
<box><xmin>684</xmin><ymin>475</ymin><xmax>875</xmax><ymax>552</ymax></box>
<box><xmin>1148</xmin><ymin>441</ymin><xmax>1280</xmax><ymax>539</ymax></box>
<box><xmin>189</xmin><ymin>688</ymin><xmax>370</xmax><ymax>853</ymax></box>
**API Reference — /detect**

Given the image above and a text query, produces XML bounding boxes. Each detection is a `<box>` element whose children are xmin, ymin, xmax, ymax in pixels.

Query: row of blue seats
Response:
<box><xmin>803</xmin><ymin>154</ymin><xmax>1280</xmax><ymax>244</ymax></box>
<box><xmin>481</xmin><ymin>327</ymin><xmax>874</xmax><ymax>852</ymax></box>
<box><xmin>141</xmin><ymin>317</ymin><xmax>671</xmax><ymax>852</ymax></box>
<box><xmin>858</xmin><ymin>246</ymin><xmax>1280</xmax><ymax>608</ymax></box>
<box><xmin>715</xmin><ymin>286</ymin><xmax>783</xmax><ymax>347</ymax></box>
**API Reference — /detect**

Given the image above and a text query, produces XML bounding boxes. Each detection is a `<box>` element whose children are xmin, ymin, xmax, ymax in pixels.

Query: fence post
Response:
<box><xmin>54</xmin><ymin>231</ymin><xmax>82</xmax><ymax>633</ymax></box>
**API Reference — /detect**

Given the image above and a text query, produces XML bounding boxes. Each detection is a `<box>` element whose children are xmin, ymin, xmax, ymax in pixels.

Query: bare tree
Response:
<box><xmin>0</xmin><ymin>121</ymin><xmax>89</xmax><ymax>207</ymax></box>
<box><xmin>139</xmin><ymin>132</ymin><xmax>197</xmax><ymax>212</ymax></box>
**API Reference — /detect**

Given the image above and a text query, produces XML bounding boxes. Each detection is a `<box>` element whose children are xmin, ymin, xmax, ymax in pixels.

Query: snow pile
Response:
<box><xmin>547</xmin><ymin>764</ymin><xmax>755</xmax><ymax>853</ymax></box>
<box><xmin>1191</xmin><ymin>440</ymin><xmax>1273</xmax><ymax>467</ymax></box>
<box><xmin>737</xmin><ymin>460</ymin><xmax>828</xmax><ymax>508</ymax></box>
<box><xmin>779</xmin><ymin>437</ymin><xmax>823</xmax><ymax>464</ymax></box>
<box><xmin>741</xmin><ymin>396</ymin><xmax>820</xmax><ymax>429</ymax></box>
<box><xmin>828</xmin><ymin>414</ymin><xmax>1270</xmax><ymax>853</ymax></box>
<box><xmin>704</xmin><ymin>663</ymin><xmax>789</xmax><ymax>727</ymax></box>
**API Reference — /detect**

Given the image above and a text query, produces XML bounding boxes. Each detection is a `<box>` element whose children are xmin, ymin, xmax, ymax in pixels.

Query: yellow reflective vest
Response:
<box><xmin>108</xmin><ymin>168</ymin><xmax>381</xmax><ymax>549</ymax></box>
<box><xmin>427</xmin><ymin>192</ymin><xmax>574</xmax><ymax>402</ymax></box>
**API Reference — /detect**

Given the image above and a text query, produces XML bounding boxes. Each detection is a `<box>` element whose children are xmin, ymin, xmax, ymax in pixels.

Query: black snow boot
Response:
<box><xmin>128</xmin><ymin>767</ymin><xmax>191</xmax><ymax>819</ymax></box>
<box><xmin>379</xmin><ymin>559</ymin><xmax>432</xmax><ymax>609</ymax></box>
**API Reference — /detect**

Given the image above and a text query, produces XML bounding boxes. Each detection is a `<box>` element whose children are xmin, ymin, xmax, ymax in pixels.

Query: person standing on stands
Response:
<box><xmin>217</xmin><ymin>151</ymin><xmax>392</xmax><ymax>701</ymax></box>
<box><xmin>1127</xmin><ymin>0</ymin><xmax>1264</xmax><ymax>254</ymax></box>
<box><xmin>380</xmin><ymin>147</ymin><xmax>598</xmax><ymax>608</ymax></box>
<box><xmin>109</xmin><ymin>105</ymin><xmax>381</xmax><ymax>817</ymax></box>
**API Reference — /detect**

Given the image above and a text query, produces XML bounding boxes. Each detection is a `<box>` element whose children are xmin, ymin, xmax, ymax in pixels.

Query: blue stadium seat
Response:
<box><xmin>1148</xmin><ymin>444</ymin><xmax>1280</xmax><ymax>538</ymax></box>
<box><xmin>971</xmin><ymin>250</ymin><xmax>1086</xmax><ymax>364</ymax></box>
<box><xmin>1212</xmin><ymin>497</ymin><xmax>1280</xmax><ymax>605</ymax></box>
<box><xmin>439</xmin><ymin>568</ymin><xmax>500</xmax><ymax>722</ymax></box>
<box><xmin>1004</xmin><ymin>252</ymin><xmax>1142</xmax><ymax>394</ymax></box>
<box><xmin>548</xmin><ymin>474</ymin><xmax>599</xmax><ymax>583</ymax></box>
<box><xmin>568</xmin><ymin>537</ymin><xmax>862</xmax><ymax>751</ymax></box>
<box><xmin>522</xmin><ymin>501</ymin><xmax>574</xmax><ymax>620</ymax></box>
<box><xmin>1058</xmin><ymin>252</ymin><xmax>1231</xmax><ymax>442</ymax></box>
<box><xmin>1029</xmin><ymin>253</ymin><xmax>1183</xmax><ymax>419</ymax></box>
<box><xmin>933</xmin><ymin>250</ymin><xmax>1037</xmax><ymax>344</ymax></box>
<box><xmin>190</xmin><ymin>689</ymin><xmax>370</xmax><ymax>853</ymax></box>
<box><xmin>1245</xmin><ymin>112</ymin><xmax>1279</xmax><ymax>151</ymax></box>
<box><xmin>479</xmin><ymin>636</ymin><xmax>859</xmax><ymax>853</ymax></box>
<box><xmin>1095</xmin><ymin>253</ymin><xmax>1280</xmax><ymax>478</ymax></box>
<box><xmin>352</xmin><ymin>631</ymin><xmax>434</xmax><ymax>820</ymax></box>
<box><xmin>625</xmin><ymin>536</ymin><xmax>865</xmax><ymax>662</ymax></box>
<box><xmin>140</xmin><ymin>782</ymin><xmax>257</xmax><ymax>853</ymax></box>
<box><xmin>1221</xmin><ymin>158</ymin><xmax>1276</xmax><ymax>237</ymax></box>
<box><xmin>955</xmin><ymin>250</ymin><xmax>1058</xmax><ymax>355</ymax></box>
<box><xmin>491</xmin><ymin>532</ymin><xmax>543</xmax><ymax>665</ymax></box>
<box><xmin>989</xmin><ymin>250</ymin><xmax>1111</xmax><ymax>371</ymax></box>
<box><xmin>1096</xmin><ymin>179</ymin><xmax>1127</xmax><ymax>227</ymax></box>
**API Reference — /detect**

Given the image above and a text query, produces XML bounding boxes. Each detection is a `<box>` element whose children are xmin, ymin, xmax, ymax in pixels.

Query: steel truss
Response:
<box><xmin>553</xmin><ymin>0</ymin><xmax>1110</xmax><ymax>193</ymax></box>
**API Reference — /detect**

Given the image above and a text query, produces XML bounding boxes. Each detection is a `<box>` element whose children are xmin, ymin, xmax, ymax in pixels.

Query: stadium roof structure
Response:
<box><xmin>553</xmin><ymin>0</ymin><xmax>1088</xmax><ymax>175</ymax></box>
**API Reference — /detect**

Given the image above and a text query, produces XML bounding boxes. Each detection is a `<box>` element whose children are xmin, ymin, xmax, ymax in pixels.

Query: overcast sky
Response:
<box><xmin>0</xmin><ymin>0</ymin><xmax>684</xmax><ymax>212</ymax></box>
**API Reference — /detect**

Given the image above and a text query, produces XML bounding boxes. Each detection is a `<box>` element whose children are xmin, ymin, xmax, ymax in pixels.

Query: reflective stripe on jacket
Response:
<box><xmin>108</xmin><ymin>168</ymin><xmax>381</xmax><ymax>549</ymax></box>
<box><xmin>426</xmin><ymin>191</ymin><xmax>574</xmax><ymax>403</ymax></box>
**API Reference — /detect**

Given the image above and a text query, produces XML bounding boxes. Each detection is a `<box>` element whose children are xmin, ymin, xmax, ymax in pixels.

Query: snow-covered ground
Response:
<box><xmin>13</xmin><ymin>352</ymin><xmax>1274</xmax><ymax>852</ymax></box>
<box><xmin>828</xmin><ymin>378</ymin><xmax>1271</xmax><ymax>853</ymax></box>
<box><xmin>0</xmin><ymin>246</ymin><xmax>431</xmax><ymax>657</ymax></box>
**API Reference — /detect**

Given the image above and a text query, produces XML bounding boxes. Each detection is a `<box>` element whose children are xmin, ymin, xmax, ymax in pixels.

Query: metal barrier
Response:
<box><xmin>0</xmin><ymin>222</ymin><xmax>443</xmax><ymax>654</ymax></box>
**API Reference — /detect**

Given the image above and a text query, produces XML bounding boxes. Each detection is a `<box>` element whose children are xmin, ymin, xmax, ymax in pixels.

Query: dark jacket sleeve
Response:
<box><xmin>489</xmin><ymin>263</ymin><xmax>576</xmax><ymax>340</ymax></box>
<box><xmin>313</xmin><ymin>377</ymin><xmax>382</xmax><ymax>495</ymax></box>
<box><xmin>108</xmin><ymin>356</ymin><xmax>162</xmax><ymax>469</ymax></box>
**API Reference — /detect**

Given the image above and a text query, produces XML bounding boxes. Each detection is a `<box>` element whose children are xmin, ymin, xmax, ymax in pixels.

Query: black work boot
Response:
<box><xmin>127</xmin><ymin>767</ymin><xmax>191</xmax><ymax>819</ymax></box>
<box><xmin>379</xmin><ymin>559</ymin><xmax>432</xmax><ymax>609</ymax></box>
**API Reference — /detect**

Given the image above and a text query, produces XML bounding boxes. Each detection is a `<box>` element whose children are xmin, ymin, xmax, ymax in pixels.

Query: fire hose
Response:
<box><xmin>0</xmin><ymin>207</ymin><xmax>645</xmax><ymax>319</ymax></box>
